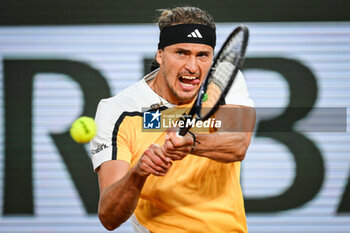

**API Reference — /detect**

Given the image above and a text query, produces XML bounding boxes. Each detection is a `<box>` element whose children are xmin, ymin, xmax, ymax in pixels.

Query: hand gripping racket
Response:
<box><xmin>178</xmin><ymin>25</ymin><xmax>250</xmax><ymax>136</ymax></box>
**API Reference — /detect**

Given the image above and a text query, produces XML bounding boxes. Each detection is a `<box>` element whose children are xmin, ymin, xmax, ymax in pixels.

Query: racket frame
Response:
<box><xmin>195</xmin><ymin>25</ymin><xmax>249</xmax><ymax>121</ymax></box>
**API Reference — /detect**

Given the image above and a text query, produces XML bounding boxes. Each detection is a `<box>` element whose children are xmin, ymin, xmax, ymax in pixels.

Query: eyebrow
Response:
<box><xmin>175</xmin><ymin>48</ymin><xmax>212</xmax><ymax>55</ymax></box>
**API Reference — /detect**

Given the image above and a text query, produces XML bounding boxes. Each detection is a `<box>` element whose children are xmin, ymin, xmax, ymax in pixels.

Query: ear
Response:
<box><xmin>156</xmin><ymin>49</ymin><xmax>163</xmax><ymax>65</ymax></box>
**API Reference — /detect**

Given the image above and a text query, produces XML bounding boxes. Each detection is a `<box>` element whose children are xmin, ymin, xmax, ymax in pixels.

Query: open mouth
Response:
<box><xmin>178</xmin><ymin>76</ymin><xmax>200</xmax><ymax>89</ymax></box>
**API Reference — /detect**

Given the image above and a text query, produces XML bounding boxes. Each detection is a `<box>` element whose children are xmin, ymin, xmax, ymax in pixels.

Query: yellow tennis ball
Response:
<box><xmin>70</xmin><ymin>116</ymin><xmax>97</xmax><ymax>143</ymax></box>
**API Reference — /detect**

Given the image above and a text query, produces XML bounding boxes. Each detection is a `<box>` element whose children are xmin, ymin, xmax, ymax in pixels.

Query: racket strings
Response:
<box><xmin>219</xmin><ymin>32</ymin><xmax>244</xmax><ymax>64</ymax></box>
<box><xmin>210</xmin><ymin>61</ymin><xmax>235</xmax><ymax>91</ymax></box>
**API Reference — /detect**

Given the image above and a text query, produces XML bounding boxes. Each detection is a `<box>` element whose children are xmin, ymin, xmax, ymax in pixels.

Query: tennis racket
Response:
<box><xmin>178</xmin><ymin>25</ymin><xmax>249</xmax><ymax>136</ymax></box>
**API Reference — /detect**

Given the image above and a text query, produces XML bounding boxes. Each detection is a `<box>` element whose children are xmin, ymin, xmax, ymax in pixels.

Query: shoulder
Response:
<box><xmin>97</xmin><ymin>79</ymin><xmax>147</xmax><ymax>114</ymax></box>
<box><xmin>91</xmin><ymin>80</ymin><xmax>148</xmax><ymax>171</ymax></box>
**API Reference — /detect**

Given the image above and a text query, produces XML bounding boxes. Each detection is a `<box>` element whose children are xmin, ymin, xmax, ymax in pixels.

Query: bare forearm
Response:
<box><xmin>190</xmin><ymin>105</ymin><xmax>255</xmax><ymax>163</ymax></box>
<box><xmin>98</xmin><ymin>167</ymin><xmax>147</xmax><ymax>230</ymax></box>
<box><xmin>192</xmin><ymin>132</ymin><xmax>251</xmax><ymax>163</ymax></box>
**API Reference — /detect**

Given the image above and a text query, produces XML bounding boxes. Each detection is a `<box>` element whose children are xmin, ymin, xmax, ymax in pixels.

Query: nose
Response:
<box><xmin>185</xmin><ymin>56</ymin><xmax>198</xmax><ymax>74</ymax></box>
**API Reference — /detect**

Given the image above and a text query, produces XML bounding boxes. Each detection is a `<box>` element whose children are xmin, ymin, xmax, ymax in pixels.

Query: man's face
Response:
<box><xmin>156</xmin><ymin>43</ymin><xmax>213</xmax><ymax>104</ymax></box>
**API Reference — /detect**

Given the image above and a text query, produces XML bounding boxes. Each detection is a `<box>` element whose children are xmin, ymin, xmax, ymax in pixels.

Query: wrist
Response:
<box><xmin>187</xmin><ymin>131</ymin><xmax>200</xmax><ymax>153</ymax></box>
<box><xmin>131</xmin><ymin>165</ymin><xmax>150</xmax><ymax>180</ymax></box>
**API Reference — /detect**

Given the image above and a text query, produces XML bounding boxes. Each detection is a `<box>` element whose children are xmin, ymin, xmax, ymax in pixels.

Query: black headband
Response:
<box><xmin>158</xmin><ymin>24</ymin><xmax>216</xmax><ymax>49</ymax></box>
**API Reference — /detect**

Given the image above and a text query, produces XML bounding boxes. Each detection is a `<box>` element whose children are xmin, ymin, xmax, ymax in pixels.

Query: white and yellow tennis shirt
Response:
<box><xmin>90</xmin><ymin>69</ymin><xmax>254</xmax><ymax>233</ymax></box>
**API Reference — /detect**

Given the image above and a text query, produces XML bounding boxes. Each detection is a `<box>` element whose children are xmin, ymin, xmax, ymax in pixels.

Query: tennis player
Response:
<box><xmin>90</xmin><ymin>6</ymin><xmax>255</xmax><ymax>233</ymax></box>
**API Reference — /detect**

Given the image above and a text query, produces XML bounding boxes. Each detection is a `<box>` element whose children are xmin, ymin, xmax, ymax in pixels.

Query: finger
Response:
<box><xmin>152</xmin><ymin>144</ymin><xmax>172</xmax><ymax>165</ymax></box>
<box><xmin>141</xmin><ymin>150</ymin><xmax>168</xmax><ymax>172</ymax></box>
<box><xmin>168</xmin><ymin>133</ymin><xmax>193</xmax><ymax>148</ymax></box>
<box><xmin>164</xmin><ymin>153</ymin><xmax>184</xmax><ymax>161</ymax></box>
<box><xmin>163</xmin><ymin>138</ymin><xmax>175</xmax><ymax>152</ymax></box>
<box><xmin>164</xmin><ymin>143</ymin><xmax>192</xmax><ymax>155</ymax></box>
<box><xmin>164</xmin><ymin>136</ymin><xmax>191</xmax><ymax>152</ymax></box>
<box><xmin>142</xmin><ymin>163</ymin><xmax>167</xmax><ymax>176</ymax></box>
<box><xmin>143</xmin><ymin>149</ymin><xmax>170</xmax><ymax>173</ymax></box>
<box><xmin>145</xmin><ymin>155</ymin><xmax>169</xmax><ymax>173</ymax></box>
<box><xmin>165</xmin><ymin>150</ymin><xmax>189</xmax><ymax>158</ymax></box>
<box><xmin>136</xmin><ymin>158</ymin><xmax>160</xmax><ymax>176</ymax></box>
<box><xmin>163</xmin><ymin>139</ymin><xmax>191</xmax><ymax>161</ymax></box>
<box><xmin>165</xmin><ymin>146</ymin><xmax>192</xmax><ymax>153</ymax></box>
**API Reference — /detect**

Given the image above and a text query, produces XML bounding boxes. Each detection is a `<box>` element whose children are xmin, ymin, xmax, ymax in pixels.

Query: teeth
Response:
<box><xmin>180</xmin><ymin>81</ymin><xmax>193</xmax><ymax>87</ymax></box>
<box><xmin>181</xmin><ymin>76</ymin><xmax>197</xmax><ymax>80</ymax></box>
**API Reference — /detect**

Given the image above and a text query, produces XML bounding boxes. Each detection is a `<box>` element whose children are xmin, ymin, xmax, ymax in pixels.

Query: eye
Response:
<box><xmin>176</xmin><ymin>51</ymin><xmax>185</xmax><ymax>55</ymax></box>
<box><xmin>197</xmin><ymin>52</ymin><xmax>209</xmax><ymax>58</ymax></box>
<box><xmin>197</xmin><ymin>52</ymin><xmax>210</xmax><ymax>61</ymax></box>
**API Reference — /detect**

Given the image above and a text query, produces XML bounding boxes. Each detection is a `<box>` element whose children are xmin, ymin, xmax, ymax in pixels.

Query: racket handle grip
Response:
<box><xmin>178</xmin><ymin>126</ymin><xmax>189</xmax><ymax>137</ymax></box>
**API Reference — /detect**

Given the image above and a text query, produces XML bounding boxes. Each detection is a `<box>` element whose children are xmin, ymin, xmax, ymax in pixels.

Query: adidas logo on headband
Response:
<box><xmin>187</xmin><ymin>29</ymin><xmax>203</xmax><ymax>38</ymax></box>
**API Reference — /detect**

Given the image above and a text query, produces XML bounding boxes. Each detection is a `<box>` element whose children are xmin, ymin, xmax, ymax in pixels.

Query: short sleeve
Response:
<box><xmin>90</xmin><ymin>99</ymin><xmax>132</xmax><ymax>172</ymax></box>
<box><xmin>224</xmin><ymin>70</ymin><xmax>254</xmax><ymax>107</ymax></box>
